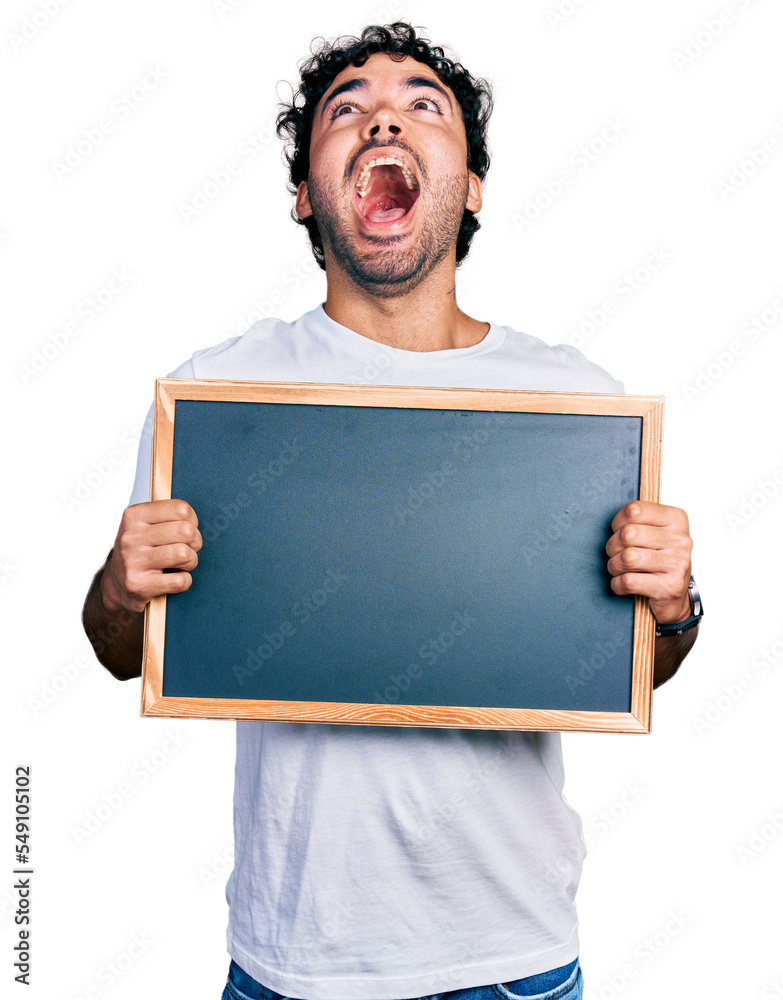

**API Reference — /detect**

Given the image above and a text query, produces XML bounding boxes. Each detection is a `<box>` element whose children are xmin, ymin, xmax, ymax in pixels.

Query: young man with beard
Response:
<box><xmin>82</xmin><ymin>23</ymin><xmax>700</xmax><ymax>1000</ymax></box>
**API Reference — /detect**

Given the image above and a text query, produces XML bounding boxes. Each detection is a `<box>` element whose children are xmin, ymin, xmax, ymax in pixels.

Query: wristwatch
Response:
<box><xmin>655</xmin><ymin>575</ymin><xmax>703</xmax><ymax>637</ymax></box>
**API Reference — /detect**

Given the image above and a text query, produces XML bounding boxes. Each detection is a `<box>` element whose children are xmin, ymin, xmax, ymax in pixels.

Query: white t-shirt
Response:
<box><xmin>129</xmin><ymin>305</ymin><xmax>623</xmax><ymax>1000</ymax></box>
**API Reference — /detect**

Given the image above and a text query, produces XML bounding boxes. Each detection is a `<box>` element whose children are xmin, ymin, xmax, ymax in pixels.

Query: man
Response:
<box><xmin>82</xmin><ymin>23</ymin><xmax>699</xmax><ymax>1000</ymax></box>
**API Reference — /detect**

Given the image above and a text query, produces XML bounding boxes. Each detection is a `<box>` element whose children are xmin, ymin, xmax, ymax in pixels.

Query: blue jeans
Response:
<box><xmin>222</xmin><ymin>956</ymin><xmax>582</xmax><ymax>1000</ymax></box>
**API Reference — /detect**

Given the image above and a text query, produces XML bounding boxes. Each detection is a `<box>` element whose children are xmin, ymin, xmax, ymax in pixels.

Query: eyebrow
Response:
<box><xmin>320</xmin><ymin>74</ymin><xmax>454</xmax><ymax>118</ymax></box>
<box><xmin>320</xmin><ymin>77</ymin><xmax>366</xmax><ymax>118</ymax></box>
<box><xmin>403</xmin><ymin>76</ymin><xmax>454</xmax><ymax>108</ymax></box>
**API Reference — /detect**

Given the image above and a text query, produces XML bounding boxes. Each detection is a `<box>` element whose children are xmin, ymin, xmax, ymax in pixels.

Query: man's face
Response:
<box><xmin>296</xmin><ymin>53</ymin><xmax>482</xmax><ymax>296</ymax></box>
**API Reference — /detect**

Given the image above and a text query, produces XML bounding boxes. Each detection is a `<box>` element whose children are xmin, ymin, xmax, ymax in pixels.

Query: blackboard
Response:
<box><xmin>141</xmin><ymin>380</ymin><xmax>662</xmax><ymax>732</ymax></box>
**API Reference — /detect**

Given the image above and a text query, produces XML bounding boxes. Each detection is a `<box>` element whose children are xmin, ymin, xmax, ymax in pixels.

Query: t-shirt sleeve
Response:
<box><xmin>127</xmin><ymin>357</ymin><xmax>196</xmax><ymax>506</ymax></box>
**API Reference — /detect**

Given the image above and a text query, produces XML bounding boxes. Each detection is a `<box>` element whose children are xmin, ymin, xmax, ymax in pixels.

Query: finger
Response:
<box><xmin>123</xmin><ymin>570</ymin><xmax>194</xmax><ymax>609</ymax></box>
<box><xmin>605</xmin><ymin>523</ymin><xmax>683</xmax><ymax>558</ymax></box>
<box><xmin>114</xmin><ymin>527</ymin><xmax>201</xmax><ymax>576</ymax></box>
<box><xmin>610</xmin><ymin>501</ymin><xmax>688</xmax><ymax>533</ymax></box>
<box><xmin>127</xmin><ymin>499</ymin><xmax>199</xmax><ymax>528</ymax></box>
<box><xmin>134</xmin><ymin>519</ymin><xmax>203</xmax><ymax>552</ymax></box>
<box><xmin>610</xmin><ymin>571</ymin><xmax>685</xmax><ymax>603</ymax></box>
<box><xmin>141</xmin><ymin>542</ymin><xmax>200</xmax><ymax>572</ymax></box>
<box><xmin>606</xmin><ymin>546</ymin><xmax>689</xmax><ymax>579</ymax></box>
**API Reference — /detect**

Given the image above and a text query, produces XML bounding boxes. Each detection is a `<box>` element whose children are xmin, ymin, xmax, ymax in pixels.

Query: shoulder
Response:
<box><xmin>493</xmin><ymin>324</ymin><xmax>625</xmax><ymax>393</ymax></box>
<box><xmin>164</xmin><ymin>310</ymin><xmax>321</xmax><ymax>380</ymax></box>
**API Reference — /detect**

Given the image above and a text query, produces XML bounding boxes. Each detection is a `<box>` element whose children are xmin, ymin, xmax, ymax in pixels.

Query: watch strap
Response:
<box><xmin>655</xmin><ymin>575</ymin><xmax>703</xmax><ymax>637</ymax></box>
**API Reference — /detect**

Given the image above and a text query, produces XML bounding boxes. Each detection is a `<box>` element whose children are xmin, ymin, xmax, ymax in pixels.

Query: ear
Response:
<box><xmin>296</xmin><ymin>181</ymin><xmax>313</xmax><ymax>219</ymax></box>
<box><xmin>466</xmin><ymin>171</ymin><xmax>482</xmax><ymax>213</ymax></box>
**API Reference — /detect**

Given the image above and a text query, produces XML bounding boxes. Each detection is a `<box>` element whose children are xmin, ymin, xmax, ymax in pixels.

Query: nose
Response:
<box><xmin>363</xmin><ymin>102</ymin><xmax>403</xmax><ymax>141</ymax></box>
<box><xmin>370</xmin><ymin>123</ymin><xmax>401</xmax><ymax>136</ymax></box>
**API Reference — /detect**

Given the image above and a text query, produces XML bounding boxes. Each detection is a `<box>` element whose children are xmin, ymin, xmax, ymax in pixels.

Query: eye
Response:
<box><xmin>330</xmin><ymin>101</ymin><xmax>362</xmax><ymax>119</ymax></box>
<box><xmin>410</xmin><ymin>96</ymin><xmax>443</xmax><ymax>113</ymax></box>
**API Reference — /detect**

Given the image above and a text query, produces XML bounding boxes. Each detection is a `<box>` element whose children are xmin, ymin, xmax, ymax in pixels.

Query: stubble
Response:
<box><xmin>306</xmin><ymin>161</ymin><xmax>470</xmax><ymax>298</ymax></box>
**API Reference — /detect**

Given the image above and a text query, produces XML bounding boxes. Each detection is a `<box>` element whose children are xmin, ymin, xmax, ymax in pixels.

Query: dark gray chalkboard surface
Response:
<box><xmin>142</xmin><ymin>380</ymin><xmax>663</xmax><ymax>732</ymax></box>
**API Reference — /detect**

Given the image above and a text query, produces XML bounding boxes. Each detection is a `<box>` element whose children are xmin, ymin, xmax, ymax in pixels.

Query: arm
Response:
<box><xmin>605</xmin><ymin>501</ymin><xmax>697</xmax><ymax>689</ymax></box>
<box><xmin>82</xmin><ymin>500</ymin><xmax>202</xmax><ymax>681</ymax></box>
<box><xmin>652</xmin><ymin>627</ymin><xmax>699</xmax><ymax>689</ymax></box>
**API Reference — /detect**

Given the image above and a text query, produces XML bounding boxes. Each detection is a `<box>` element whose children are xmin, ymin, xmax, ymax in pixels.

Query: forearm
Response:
<box><xmin>652</xmin><ymin>625</ymin><xmax>699</xmax><ymax>689</ymax></box>
<box><xmin>82</xmin><ymin>551</ymin><xmax>144</xmax><ymax>681</ymax></box>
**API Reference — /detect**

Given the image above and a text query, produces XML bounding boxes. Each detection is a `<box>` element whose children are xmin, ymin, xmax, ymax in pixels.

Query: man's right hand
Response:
<box><xmin>101</xmin><ymin>500</ymin><xmax>203</xmax><ymax>614</ymax></box>
<box><xmin>83</xmin><ymin>499</ymin><xmax>202</xmax><ymax>680</ymax></box>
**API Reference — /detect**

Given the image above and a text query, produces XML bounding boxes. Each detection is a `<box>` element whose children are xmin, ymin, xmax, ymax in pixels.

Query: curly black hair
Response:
<box><xmin>276</xmin><ymin>22</ymin><xmax>493</xmax><ymax>269</ymax></box>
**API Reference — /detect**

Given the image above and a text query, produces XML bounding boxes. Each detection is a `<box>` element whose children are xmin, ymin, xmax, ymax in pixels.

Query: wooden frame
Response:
<box><xmin>141</xmin><ymin>379</ymin><xmax>663</xmax><ymax>733</ymax></box>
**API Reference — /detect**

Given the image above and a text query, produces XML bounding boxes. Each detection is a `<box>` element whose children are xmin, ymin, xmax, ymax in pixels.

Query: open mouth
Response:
<box><xmin>354</xmin><ymin>156</ymin><xmax>420</xmax><ymax>224</ymax></box>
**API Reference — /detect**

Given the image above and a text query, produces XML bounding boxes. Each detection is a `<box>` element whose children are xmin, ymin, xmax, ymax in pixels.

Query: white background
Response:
<box><xmin>4</xmin><ymin>0</ymin><xmax>783</xmax><ymax>997</ymax></box>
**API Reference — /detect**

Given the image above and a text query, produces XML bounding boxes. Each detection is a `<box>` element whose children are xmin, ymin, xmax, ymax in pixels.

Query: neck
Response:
<box><xmin>321</xmin><ymin>255</ymin><xmax>489</xmax><ymax>353</ymax></box>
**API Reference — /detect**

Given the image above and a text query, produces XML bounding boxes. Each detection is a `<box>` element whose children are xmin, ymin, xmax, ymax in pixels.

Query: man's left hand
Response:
<box><xmin>605</xmin><ymin>501</ymin><xmax>693</xmax><ymax>625</ymax></box>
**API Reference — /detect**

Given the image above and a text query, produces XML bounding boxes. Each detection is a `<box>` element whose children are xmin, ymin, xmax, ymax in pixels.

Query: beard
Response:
<box><xmin>305</xmin><ymin>163</ymin><xmax>470</xmax><ymax>298</ymax></box>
